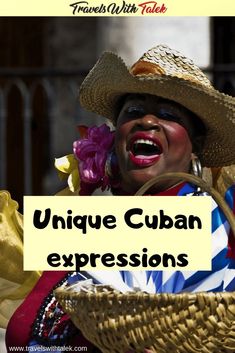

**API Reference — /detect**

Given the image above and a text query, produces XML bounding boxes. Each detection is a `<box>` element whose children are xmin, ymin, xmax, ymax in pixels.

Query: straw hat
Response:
<box><xmin>79</xmin><ymin>44</ymin><xmax>235</xmax><ymax>167</ymax></box>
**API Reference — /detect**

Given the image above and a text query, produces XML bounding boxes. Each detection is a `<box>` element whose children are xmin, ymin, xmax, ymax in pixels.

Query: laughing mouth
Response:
<box><xmin>132</xmin><ymin>138</ymin><xmax>162</xmax><ymax>156</ymax></box>
<box><xmin>129</xmin><ymin>133</ymin><xmax>163</xmax><ymax>167</ymax></box>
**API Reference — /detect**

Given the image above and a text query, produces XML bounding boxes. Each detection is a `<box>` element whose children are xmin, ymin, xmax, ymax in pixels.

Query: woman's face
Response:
<box><xmin>115</xmin><ymin>94</ymin><xmax>195</xmax><ymax>193</ymax></box>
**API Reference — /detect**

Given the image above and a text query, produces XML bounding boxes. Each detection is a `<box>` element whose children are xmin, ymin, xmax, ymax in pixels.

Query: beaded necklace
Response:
<box><xmin>31</xmin><ymin>272</ymin><xmax>78</xmax><ymax>346</ymax></box>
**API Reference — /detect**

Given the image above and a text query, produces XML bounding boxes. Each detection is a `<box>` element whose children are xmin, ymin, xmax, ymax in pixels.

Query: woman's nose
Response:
<box><xmin>137</xmin><ymin>114</ymin><xmax>161</xmax><ymax>131</ymax></box>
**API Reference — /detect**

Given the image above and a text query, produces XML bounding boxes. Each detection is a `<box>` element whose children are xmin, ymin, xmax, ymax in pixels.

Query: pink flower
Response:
<box><xmin>73</xmin><ymin>124</ymin><xmax>115</xmax><ymax>195</ymax></box>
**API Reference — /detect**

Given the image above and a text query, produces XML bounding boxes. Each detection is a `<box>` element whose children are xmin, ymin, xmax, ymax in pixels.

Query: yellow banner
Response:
<box><xmin>24</xmin><ymin>196</ymin><xmax>212</xmax><ymax>271</ymax></box>
<box><xmin>0</xmin><ymin>0</ymin><xmax>234</xmax><ymax>16</ymax></box>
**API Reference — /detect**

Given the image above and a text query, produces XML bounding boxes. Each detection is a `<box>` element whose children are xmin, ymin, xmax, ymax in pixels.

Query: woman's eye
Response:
<box><xmin>125</xmin><ymin>105</ymin><xmax>145</xmax><ymax>117</ymax></box>
<box><xmin>157</xmin><ymin>110</ymin><xmax>181</xmax><ymax>123</ymax></box>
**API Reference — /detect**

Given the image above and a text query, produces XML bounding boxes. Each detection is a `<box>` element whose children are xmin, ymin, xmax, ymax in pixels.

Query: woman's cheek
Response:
<box><xmin>166</xmin><ymin>122</ymin><xmax>192</xmax><ymax>150</ymax></box>
<box><xmin>115</xmin><ymin>123</ymin><xmax>130</xmax><ymax>159</ymax></box>
<box><xmin>115</xmin><ymin>133</ymin><xmax>127</xmax><ymax>169</ymax></box>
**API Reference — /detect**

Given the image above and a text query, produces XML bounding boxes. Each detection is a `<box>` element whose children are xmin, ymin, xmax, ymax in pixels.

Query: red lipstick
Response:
<box><xmin>128</xmin><ymin>132</ymin><xmax>163</xmax><ymax>167</ymax></box>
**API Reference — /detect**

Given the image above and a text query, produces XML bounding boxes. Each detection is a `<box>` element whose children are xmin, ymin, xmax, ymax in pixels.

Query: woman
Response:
<box><xmin>1</xmin><ymin>44</ymin><xmax>235</xmax><ymax>352</ymax></box>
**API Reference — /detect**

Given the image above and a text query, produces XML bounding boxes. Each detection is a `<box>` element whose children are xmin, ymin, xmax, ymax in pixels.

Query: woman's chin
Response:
<box><xmin>120</xmin><ymin>169</ymin><xmax>184</xmax><ymax>194</ymax></box>
<box><xmin>121</xmin><ymin>170</ymin><xmax>152</xmax><ymax>190</ymax></box>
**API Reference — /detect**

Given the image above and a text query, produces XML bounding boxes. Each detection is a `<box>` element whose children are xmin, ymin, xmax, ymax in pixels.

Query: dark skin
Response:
<box><xmin>114</xmin><ymin>94</ymin><xmax>206</xmax><ymax>194</ymax></box>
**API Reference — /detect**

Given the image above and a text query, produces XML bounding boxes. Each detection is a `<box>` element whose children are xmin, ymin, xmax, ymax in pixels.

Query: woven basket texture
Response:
<box><xmin>55</xmin><ymin>289</ymin><xmax>235</xmax><ymax>353</ymax></box>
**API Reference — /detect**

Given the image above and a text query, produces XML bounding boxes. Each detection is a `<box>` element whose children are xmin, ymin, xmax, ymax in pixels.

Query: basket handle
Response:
<box><xmin>135</xmin><ymin>172</ymin><xmax>235</xmax><ymax>239</ymax></box>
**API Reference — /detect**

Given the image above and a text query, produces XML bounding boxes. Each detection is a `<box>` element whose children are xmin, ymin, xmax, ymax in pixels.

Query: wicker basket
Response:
<box><xmin>54</xmin><ymin>288</ymin><xmax>235</xmax><ymax>353</ymax></box>
<box><xmin>55</xmin><ymin>173</ymin><xmax>235</xmax><ymax>353</ymax></box>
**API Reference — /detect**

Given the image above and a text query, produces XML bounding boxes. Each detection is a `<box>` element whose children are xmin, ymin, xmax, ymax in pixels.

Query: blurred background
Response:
<box><xmin>0</xmin><ymin>16</ymin><xmax>235</xmax><ymax>353</ymax></box>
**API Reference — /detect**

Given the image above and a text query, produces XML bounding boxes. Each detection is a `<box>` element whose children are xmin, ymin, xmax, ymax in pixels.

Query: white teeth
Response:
<box><xmin>134</xmin><ymin>139</ymin><xmax>157</xmax><ymax>146</ymax></box>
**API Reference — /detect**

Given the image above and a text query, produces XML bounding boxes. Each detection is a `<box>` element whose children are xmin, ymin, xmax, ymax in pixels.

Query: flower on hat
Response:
<box><xmin>55</xmin><ymin>124</ymin><xmax>115</xmax><ymax>195</ymax></box>
<box><xmin>73</xmin><ymin>124</ymin><xmax>115</xmax><ymax>195</ymax></box>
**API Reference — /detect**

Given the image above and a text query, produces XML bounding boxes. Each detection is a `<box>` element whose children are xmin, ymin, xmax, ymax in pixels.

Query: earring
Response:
<box><xmin>191</xmin><ymin>155</ymin><xmax>202</xmax><ymax>178</ymax></box>
<box><xmin>105</xmin><ymin>151</ymin><xmax>121</xmax><ymax>192</ymax></box>
<box><xmin>105</xmin><ymin>151</ymin><xmax>119</xmax><ymax>179</ymax></box>
<box><xmin>191</xmin><ymin>155</ymin><xmax>202</xmax><ymax>195</ymax></box>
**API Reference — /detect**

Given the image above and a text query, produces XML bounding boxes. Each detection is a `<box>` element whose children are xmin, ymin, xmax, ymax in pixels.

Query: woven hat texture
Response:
<box><xmin>79</xmin><ymin>44</ymin><xmax>235</xmax><ymax>168</ymax></box>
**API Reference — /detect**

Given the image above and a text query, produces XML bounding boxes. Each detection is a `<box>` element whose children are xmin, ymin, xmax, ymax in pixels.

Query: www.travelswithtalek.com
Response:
<box><xmin>69</xmin><ymin>0</ymin><xmax>167</xmax><ymax>15</ymax></box>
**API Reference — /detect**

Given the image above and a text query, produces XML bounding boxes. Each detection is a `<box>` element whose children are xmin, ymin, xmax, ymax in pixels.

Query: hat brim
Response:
<box><xmin>79</xmin><ymin>52</ymin><xmax>235</xmax><ymax>167</ymax></box>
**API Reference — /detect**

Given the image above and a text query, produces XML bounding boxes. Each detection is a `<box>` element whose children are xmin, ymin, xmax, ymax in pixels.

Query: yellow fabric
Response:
<box><xmin>0</xmin><ymin>191</ymin><xmax>41</xmax><ymax>328</ymax></box>
<box><xmin>0</xmin><ymin>298</ymin><xmax>23</xmax><ymax>328</ymax></box>
<box><xmin>54</xmin><ymin>154</ymin><xmax>80</xmax><ymax>193</ymax></box>
<box><xmin>56</xmin><ymin>187</ymin><xmax>79</xmax><ymax>196</ymax></box>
